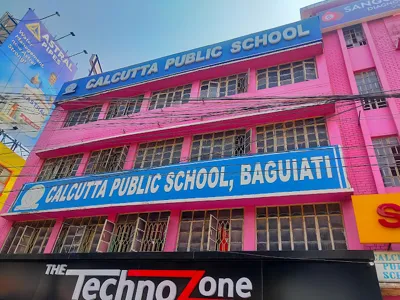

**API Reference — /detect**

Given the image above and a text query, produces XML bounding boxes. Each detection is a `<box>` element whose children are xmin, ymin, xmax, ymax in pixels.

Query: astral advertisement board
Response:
<box><xmin>0</xmin><ymin>9</ymin><xmax>77</xmax><ymax>150</ymax></box>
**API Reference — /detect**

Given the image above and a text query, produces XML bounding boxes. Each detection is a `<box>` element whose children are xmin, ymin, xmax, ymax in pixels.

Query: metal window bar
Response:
<box><xmin>177</xmin><ymin>209</ymin><xmax>244</xmax><ymax>252</ymax></box>
<box><xmin>64</xmin><ymin>105</ymin><xmax>102</xmax><ymax>127</ymax></box>
<box><xmin>37</xmin><ymin>154</ymin><xmax>83</xmax><ymax>181</ymax></box>
<box><xmin>85</xmin><ymin>146</ymin><xmax>129</xmax><ymax>175</ymax></box>
<box><xmin>14</xmin><ymin>226</ymin><xmax>35</xmax><ymax>254</ymax></box>
<box><xmin>256</xmin><ymin>204</ymin><xmax>347</xmax><ymax>251</ymax></box>
<box><xmin>355</xmin><ymin>70</ymin><xmax>386</xmax><ymax>110</ymax></box>
<box><xmin>109</xmin><ymin>212</ymin><xmax>170</xmax><ymax>253</ymax></box>
<box><xmin>1</xmin><ymin>220</ymin><xmax>55</xmax><ymax>254</ymax></box>
<box><xmin>190</xmin><ymin>129</ymin><xmax>247</xmax><ymax>162</ymax></box>
<box><xmin>149</xmin><ymin>85</ymin><xmax>192</xmax><ymax>110</ymax></box>
<box><xmin>134</xmin><ymin>138</ymin><xmax>183</xmax><ymax>169</ymax></box>
<box><xmin>373</xmin><ymin>137</ymin><xmax>400</xmax><ymax>187</ymax></box>
<box><xmin>257</xmin><ymin>59</ymin><xmax>317</xmax><ymax>90</ymax></box>
<box><xmin>200</xmin><ymin>73</ymin><xmax>248</xmax><ymax>98</ymax></box>
<box><xmin>106</xmin><ymin>95</ymin><xmax>144</xmax><ymax>119</ymax></box>
<box><xmin>256</xmin><ymin>117</ymin><xmax>329</xmax><ymax>154</ymax></box>
<box><xmin>343</xmin><ymin>24</ymin><xmax>367</xmax><ymax>48</ymax></box>
<box><xmin>60</xmin><ymin>225</ymin><xmax>87</xmax><ymax>253</ymax></box>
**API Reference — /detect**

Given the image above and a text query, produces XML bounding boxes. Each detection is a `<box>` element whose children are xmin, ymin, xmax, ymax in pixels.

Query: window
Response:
<box><xmin>107</xmin><ymin>212</ymin><xmax>170</xmax><ymax>253</ymax></box>
<box><xmin>106</xmin><ymin>95</ymin><xmax>144</xmax><ymax>119</ymax></box>
<box><xmin>177</xmin><ymin>209</ymin><xmax>243</xmax><ymax>252</ymax></box>
<box><xmin>355</xmin><ymin>70</ymin><xmax>387</xmax><ymax>110</ymax></box>
<box><xmin>134</xmin><ymin>138</ymin><xmax>183</xmax><ymax>169</ymax></box>
<box><xmin>257</xmin><ymin>59</ymin><xmax>317</xmax><ymax>90</ymax></box>
<box><xmin>64</xmin><ymin>105</ymin><xmax>102</xmax><ymax>127</ymax></box>
<box><xmin>343</xmin><ymin>24</ymin><xmax>367</xmax><ymax>48</ymax></box>
<box><xmin>85</xmin><ymin>146</ymin><xmax>129</xmax><ymax>175</ymax></box>
<box><xmin>191</xmin><ymin>129</ymin><xmax>251</xmax><ymax>162</ymax></box>
<box><xmin>0</xmin><ymin>165</ymin><xmax>11</xmax><ymax>194</ymax></box>
<box><xmin>200</xmin><ymin>73</ymin><xmax>248</xmax><ymax>98</ymax></box>
<box><xmin>149</xmin><ymin>85</ymin><xmax>192</xmax><ymax>110</ymax></box>
<box><xmin>1</xmin><ymin>220</ymin><xmax>55</xmax><ymax>254</ymax></box>
<box><xmin>256</xmin><ymin>204</ymin><xmax>346</xmax><ymax>251</ymax></box>
<box><xmin>53</xmin><ymin>216</ymin><xmax>107</xmax><ymax>253</ymax></box>
<box><xmin>373</xmin><ymin>137</ymin><xmax>400</xmax><ymax>187</ymax></box>
<box><xmin>37</xmin><ymin>154</ymin><xmax>83</xmax><ymax>181</ymax></box>
<box><xmin>256</xmin><ymin>118</ymin><xmax>329</xmax><ymax>154</ymax></box>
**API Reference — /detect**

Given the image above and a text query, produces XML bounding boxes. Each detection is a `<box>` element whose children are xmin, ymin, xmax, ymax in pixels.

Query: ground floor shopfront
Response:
<box><xmin>353</xmin><ymin>193</ymin><xmax>400</xmax><ymax>298</ymax></box>
<box><xmin>0</xmin><ymin>251</ymin><xmax>382</xmax><ymax>300</ymax></box>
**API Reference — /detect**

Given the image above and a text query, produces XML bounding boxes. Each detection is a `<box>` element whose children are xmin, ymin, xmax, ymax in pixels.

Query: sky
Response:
<box><xmin>2</xmin><ymin>0</ymin><xmax>317</xmax><ymax>79</ymax></box>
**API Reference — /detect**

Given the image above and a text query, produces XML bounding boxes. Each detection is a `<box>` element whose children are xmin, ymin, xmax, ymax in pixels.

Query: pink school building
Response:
<box><xmin>1</xmin><ymin>0</ymin><xmax>400</xmax><ymax>298</ymax></box>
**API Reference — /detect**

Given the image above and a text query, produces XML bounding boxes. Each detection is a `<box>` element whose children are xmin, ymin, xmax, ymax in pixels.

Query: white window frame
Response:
<box><xmin>60</xmin><ymin>225</ymin><xmax>87</xmax><ymax>253</ymax></box>
<box><xmin>343</xmin><ymin>24</ymin><xmax>367</xmax><ymax>48</ymax></box>
<box><xmin>190</xmin><ymin>129</ymin><xmax>251</xmax><ymax>162</ymax></box>
<box><xmin>64</xmin><ymin>105</ymin><xmax>102</xmax><ymax>127</ymax></box>
<box><xmin>37</xmin><ymin>154</ymin><xmax>83</xmax><ymax>181</ymax></box>
<box><xmin>373</xmin><ymin>136</ymin><xmax>400</xmax><ymax>187</ymax></box>
<box><xmin>149</xmin><ymin>85</ymin><xmax>192</xmax><ymax>110</ymax></box>
<box><xmin>106</xmin><ymin>95</ymin><xmax>144</xmax><ymax>119</ymax></box>
<box><xmin>85</xmin><ymin>146</ymin><xmax>129</xmax><ymax>175</ymax></box>
<box><xmin>134</xmin><ymin>138</ymin><xmax>183</xmax><ymax>169</ymax></box>
<box><xmin>257</xmin><ymin>59</ymin><xmax>317</xmax><ymax>90</ymax></box>
<box><xmin>96</xmin><ymin>220</ymin><xmax>116</xmax><ymax>253</ymax></box>
<box><xmin>200</xmin><ymin>73</ymin><xmax>248</xmax><ymax>98</ymax></box>
<box><xmin>0</xmin><ymin>165</ymin><xmax>11</xmax><ymax>194</ymax></box>
<box><xmin>355</xmin><ymin>70</ymin><xmax>387</xmax><ymax>110</ymax></box>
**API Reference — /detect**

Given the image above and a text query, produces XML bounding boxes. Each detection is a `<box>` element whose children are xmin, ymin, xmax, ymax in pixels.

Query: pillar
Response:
<box><xmin>164</xmin><ymin>210</ymin><xmax>180</xmax><ymax>252</ymax></box>
<box><xmin>44</xmin><ymin>218</ymin><xmax>64</xmax><ymax>254</ymax></box>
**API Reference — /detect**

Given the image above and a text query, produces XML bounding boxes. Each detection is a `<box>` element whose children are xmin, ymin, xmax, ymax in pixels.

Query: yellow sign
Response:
<box><xmin>352</xmin><ymin>194</ymin><xmax>400</xmax><ymax>243</ymax></box>
<box><xmin>25</xmin><ymin>23</ymin><xmax>41</xmax><ymax>41</ymax></box>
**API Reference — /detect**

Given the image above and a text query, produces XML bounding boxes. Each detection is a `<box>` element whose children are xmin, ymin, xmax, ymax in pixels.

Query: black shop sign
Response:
<box><xmin>0</xmin><ymin>251</ymin><xmax>382</xmax><ymax>300</ymax></box>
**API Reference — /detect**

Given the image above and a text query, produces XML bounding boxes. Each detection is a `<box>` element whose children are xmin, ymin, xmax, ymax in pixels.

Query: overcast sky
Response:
<box><xmin>3</xmin><ymin>0</ymin><xmax>317</xmax><ymax>78</ymax></box>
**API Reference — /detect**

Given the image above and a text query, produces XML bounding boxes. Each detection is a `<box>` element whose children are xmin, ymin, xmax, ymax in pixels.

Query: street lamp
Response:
<box><xmin>55</xmin><ymin>32</ymin><xmax>75</xmax><ymax>41</ymax></box>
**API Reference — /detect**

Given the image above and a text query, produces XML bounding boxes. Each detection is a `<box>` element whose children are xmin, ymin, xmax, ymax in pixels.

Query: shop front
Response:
<box><xmin>0</xmin><ymin>251</ymin><xmax>382</xmax><ymax>300</ymax></box>
<box><xmin>352</xmin><ymin>193</ymin><xmax>400</xmax><ymax>297</ymax></box>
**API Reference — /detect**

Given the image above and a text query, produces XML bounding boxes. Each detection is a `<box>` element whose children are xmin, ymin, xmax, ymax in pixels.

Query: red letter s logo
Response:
<box><xmin>377</xmin><ymin>203</ymin><xmax>400</xmax><ymax>228</ymax></box>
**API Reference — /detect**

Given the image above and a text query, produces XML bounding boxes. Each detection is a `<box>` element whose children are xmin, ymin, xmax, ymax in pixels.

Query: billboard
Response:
<box><xmin>318</xmin><ymin>0</ymin><xmax>400</xmax><ymax>31</ymax></box>
<box><xmin>56</xmin><ymin>17</ymin><xmax>321</xmax><ymax>102</ymax></box>
<box><xmin>9</xmin><ymin>146</ymin><xmax>350</xmax><ymax>214</ymax></box>
<box><xmin>0</xmin><ymin>251</ymin><xmax>382</xmax><ymax>300</ymax></box>
<box><xmin>0</xmin><ymin>9</ymin><xmax>77</xmax><ymax>150</ymax></box>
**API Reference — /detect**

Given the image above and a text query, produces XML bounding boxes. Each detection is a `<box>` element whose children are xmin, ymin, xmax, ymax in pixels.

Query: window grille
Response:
<box><xmin>149</xmin><ymin>85</ymin><xmax>192</xmax><ymax>110</ymax></box>
<box><xmin>200</xmin><ymin>73</ymin><xmax>248</xmax><ymax>98</ymax></box>
<box><xmin>177</xmin><ymin>209</ymin><xmax>244</xmax><ymax>252</ymax></box>
<box><xmin>0</xmin><ymin>165</ymin><xmax>11</xmax><ymax>193</ymax></box>
<box><xmin>106</xmin><ymin>212</ymin><xmax>170</xmax><ymax>253</ymax></box>
<box><xmin>190</xmin><ymin>129</ymin><xmax>251</xmax><ymax>162</ymax></box>
<box><xmin>1</xmin><ymin>220</ymin><xmax>55</xmax><ymax>254</ymax></box>
<box><xmin>64</xmin><ymin>105</ymin><xmax>102</xmax><ymax>127</ymax></box>
<box><xmin>373</xmin><ymin>137</ymin><xmax>400</xmax><ymax>187</ymax></box>
<box><xmin>355</xmin><ymin>70</ymin><xmax>387</xmax><ymax>110</ymax></box>
<box><xmin>134</xmin><ymin>138</ymin><xmax>183</xmax><ymax>169</ymax></box>
<box><xmin>257</xmin><ymin>59</ymin><xmax>317</xmax><ymax>90</ymax></box>
<box><xmin>256</xmin><ymin>118</ymin><xmax>329</xmax><ymax>153</ymax></box>
<box><xmin>106</xmin><ymin>95</ymin><xmax>144</xmax><ymax>119</ymax></box>
<box><xmin>256</xmin><ymin>204</ymin><xmax>347</xmax><ymax>251</ymax></box>
<box><xmin>85</xmin><ymin>146</ymin><xmax>129</xmax><ymax>175</ymax></box>
<box><xmin>343</xmin><ymin>24</ymin><xmax>367</xmax><ymax>48</ymax></box>
<box><xmin>37</xmin><ymin>154</ymin><xmax>83</xmax><ymax>181</ymax></box>
<box><xmin>53</xmin><ymin>216</ymin><xmax>107</xmax><ymax>253</ymax></box>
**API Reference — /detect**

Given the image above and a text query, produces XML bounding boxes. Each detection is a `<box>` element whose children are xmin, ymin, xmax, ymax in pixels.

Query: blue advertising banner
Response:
<box><xmin>0</xmin><ymin>9</ymin><xmax>77</xmax><ymax>151</ymax></box>
<box><xmin>56</xmin><ymin>17</ymin><xmax>322</xmax><ymax>102</ymax></box>
<box><xmin>318</xmin><ymin>0</ymin><xmax>400</xmax><ymax>31</ymax></box>
<box><xmin>9</xmin><ymin>146</ymin><xmax>350</xmax><ymax>214</ymax></box>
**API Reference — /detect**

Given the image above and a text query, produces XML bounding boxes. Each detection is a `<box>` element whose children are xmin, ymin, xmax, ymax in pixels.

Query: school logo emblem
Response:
<box><xmin>25</xmin><ymin>22</ymin><xmax>41</xmax><ymax>41</ymax></box>
<box><xmin>63</xmin><ymin>83</ymin><xmax>78</xmax><ymax>95</ymax></box>
<box><xmin>14</xmin><ymin>184</ymin><xmax>45</xmax><ymax>211</ymax></box>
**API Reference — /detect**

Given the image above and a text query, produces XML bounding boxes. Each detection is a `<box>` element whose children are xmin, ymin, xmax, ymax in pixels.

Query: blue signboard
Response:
<box><xmin>318</xmin><ymin>0</ymin><xmax>400</xmax><ymax>31</ymax></box>
<box><xmin>9</xmin><ymin>146</ymin><xmax>350</xmax><ymax>214</ymax></box>
<box><xmin>56</xmin><ymin>17</ymin><xmax>321</xmax><ymax>102</ymax></box>
<box><xmin>0</xmin><ymin>9</ymin><xmax>77</xmax><ymax>151</ymax></box>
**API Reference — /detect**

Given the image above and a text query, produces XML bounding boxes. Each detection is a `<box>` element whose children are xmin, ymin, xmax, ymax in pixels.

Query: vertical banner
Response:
<box><xmin>0</xmin><ymin>9</ymin><xmax>77</xmax><ymax>150</ymax></box>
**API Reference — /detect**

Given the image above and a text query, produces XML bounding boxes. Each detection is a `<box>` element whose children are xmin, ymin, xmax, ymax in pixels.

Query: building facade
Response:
<box><xmin>0</xmin><ymin>0</ymin><xmax>399</xmax><ymax>298</ymax></box>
